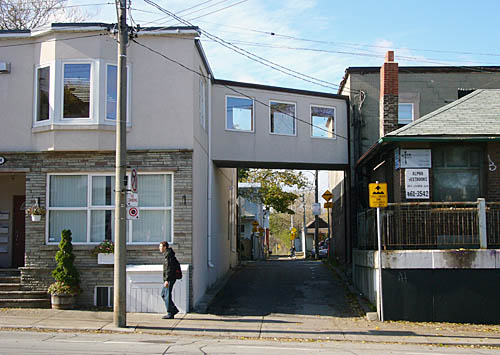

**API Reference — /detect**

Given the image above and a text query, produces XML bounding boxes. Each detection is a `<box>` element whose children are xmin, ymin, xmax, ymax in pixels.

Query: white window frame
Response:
<box><xmin>46</xmin><ymin>172</ymin><xmax>174</xmax><ymax>245</ymax></box>
<box><xmin>94</xmin><ymin>285</ymin><xmax>113</xmax><ymax>307</ymax></box>
<box><xmin>225</xmin><ymin>95</ymin><xmax>254</xmax><ymax>132</ymax></box>
<box><xmin>398</xmin><ymin>103</ymin><xmax>414</xmax><ymax>124</ymax></box>
<box><xmin>61</xmin><ymin>61</ymin><xmax>94</xmax><ymax>121</ymax></box>
<box><xmin>310</xmin><ymin>104</ymin><xmax>336</xmax><ymax>139</ymax></box>
<box><xmin>269</xmin><ymin>100</ymin><xmax>297</xmax><ymax>136</ymax></box>
<box><xmin>104</xmin><ymin>63</ymin><xmax>131</xmax><ymax>124</ymax></box>
<box><xmin>199</xmin><ymin>74</ymin><xmax>207</xmax><ymax>130</ymax></box>
<box><xmin>33</xmin><ymin>63</ymin><xmax>54</xmax><ymax>125</ymax></box>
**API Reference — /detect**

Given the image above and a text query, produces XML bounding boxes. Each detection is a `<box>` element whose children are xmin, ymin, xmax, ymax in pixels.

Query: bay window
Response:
<box><xmin>47</xmin><ymin>173</ymin><xmax>173</xmax><ymax>244</ymax></box>
<box><xmin>36</xmin><ymin>66</ymin><xmax>50</xmax><ymax>122</ymax></box>
<box><xmin>63</xmin><ymin>63</ymin><xmax>92</xmax><ymax>119</ymax></box>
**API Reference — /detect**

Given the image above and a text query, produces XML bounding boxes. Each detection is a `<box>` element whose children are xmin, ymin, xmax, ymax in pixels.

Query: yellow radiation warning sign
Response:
<box><xmin>369</xmin><ymin>183</ymin><xmax>388</xmax><ymax>208</ymax></box>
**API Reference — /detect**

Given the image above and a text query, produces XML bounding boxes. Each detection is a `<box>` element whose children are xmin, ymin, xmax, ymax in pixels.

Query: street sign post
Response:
<box><xmin>368</xmin><ymin>182</ymin><xmax>386</xmax><ymax>322</ymax></box>
<box><xmin>252</xmin><ymin>220</ymin><xmax>259</xmax><ymax>233</ymax></box>
<box><xmin>312</xmin><ymin>202</ymin><xmax>321</xmax><ymax>216</ymax></box>
<box><xmin>323</xmin><ymin>202</ymin><xmax>333</xmax><ymax>209</ymax></box>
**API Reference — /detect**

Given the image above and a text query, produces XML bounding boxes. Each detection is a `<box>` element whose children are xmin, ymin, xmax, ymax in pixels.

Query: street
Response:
<box><xmin>207</xmin><ymin>258</ymin><xmax>357</xmax><ymax>317</ymax></box>
<box><xmin>0</xmin><ymin>330</ymin><xmax>498</xmax><ymax>355</ymax></box>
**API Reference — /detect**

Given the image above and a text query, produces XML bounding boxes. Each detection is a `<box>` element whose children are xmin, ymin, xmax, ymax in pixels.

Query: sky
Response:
<box><xmin>68</xmin><ymin>0</ymin><xmax>500</xmax><ymax>193</ymax></box>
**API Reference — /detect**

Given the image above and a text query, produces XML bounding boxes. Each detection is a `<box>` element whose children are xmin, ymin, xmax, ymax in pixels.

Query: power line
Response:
<box><xmin>141</xmin><ymin>0</ymin><xmax>356</xmax><ymax>93</ymax></box>
<box><xmin>184</xmin><ymin>0</ymin><xmax>249</xmax><ymax>22</ymax></box>
<box><xmin>131</xmin><ymin>38</ymin><xmax>348</xmax><ymax>141</ymax></box>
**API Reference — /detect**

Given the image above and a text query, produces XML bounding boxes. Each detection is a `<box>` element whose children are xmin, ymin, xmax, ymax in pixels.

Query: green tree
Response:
<box><xmin>238</xmin><ymin>169</ymin><xmax>309</xmax><ymax>213</ymax></box>
<box><xmin>48</xmin><ymin>229</ymin><xmax>81</xmax><ymax>295</ymax></box>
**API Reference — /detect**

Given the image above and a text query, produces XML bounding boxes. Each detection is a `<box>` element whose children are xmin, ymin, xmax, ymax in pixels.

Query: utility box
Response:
<box><xmin>126</xmin><ymin>264</ymin><xmax>189</xmax><ymax>314</ymax></box>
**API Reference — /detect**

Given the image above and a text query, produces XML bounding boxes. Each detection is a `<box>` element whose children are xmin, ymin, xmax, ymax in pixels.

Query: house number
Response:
<box><xmin>488</xmin><ymin>155</ymin><xmax>497</xmax><ymax>172</ymax></box>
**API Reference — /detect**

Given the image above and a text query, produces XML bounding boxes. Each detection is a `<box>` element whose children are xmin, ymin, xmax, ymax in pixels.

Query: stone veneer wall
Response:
<box><xmin>0</xmin><ymin>150</ymin><xmax>193</xmax><ymax>308</ymax></box>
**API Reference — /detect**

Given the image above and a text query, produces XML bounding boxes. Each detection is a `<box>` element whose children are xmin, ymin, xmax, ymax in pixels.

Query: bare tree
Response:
<box><xmin>0</xmin><ymin>0</ymin><xmax>88</xmax><ymax>30</ymax></box>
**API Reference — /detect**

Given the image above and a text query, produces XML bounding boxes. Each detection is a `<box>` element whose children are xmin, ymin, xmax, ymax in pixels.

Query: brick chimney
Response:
<box><xmin>379</xmin><ymin>51</ymin><xmax>399</xmax><ymax>136</ymax></box>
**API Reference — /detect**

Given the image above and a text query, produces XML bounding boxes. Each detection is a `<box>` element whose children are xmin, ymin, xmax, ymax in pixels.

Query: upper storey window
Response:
<box><xmin>226</xmin><ymin>96</ymin><xmax>253</xmax><ymax>131</ymax></box>
<box><xmin>63</xmin><ymin>63</ymin><xmax>91</xmax><ymax>119</ymax></box>
<box><xmin>270</xmin><ymin>101</ymin><xmax>295</xmax><ymax>136</ymax></box>
<box><xmin>398</xmin><ymin>103</ymin><xmax>414</xmax><ymax>125</ymax></box>
<box><xmin>311</xmin><ymin>105</ymin><xmax>335</xmax><ymax>138</ymax></box>
<box><xmin>106</xmin><ymin>64</ymin><xmax>117</xmax><ymax>120</ymax></box>
<box><xmin>36</xmin><ymin>66</ymin><xmax>50</xmax><ymax>122</ymax></box>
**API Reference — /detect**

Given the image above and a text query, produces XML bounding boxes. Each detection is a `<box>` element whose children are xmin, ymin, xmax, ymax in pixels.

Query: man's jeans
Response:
<box><xmin>161</xmin><ymin>280</ymin><xmax>178</xmax><ymax>314</ymax></box>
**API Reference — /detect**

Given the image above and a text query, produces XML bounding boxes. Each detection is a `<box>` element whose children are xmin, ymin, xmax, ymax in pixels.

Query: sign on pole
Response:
<box><xmin>312</xmin><ymin>202</ymin><xmax>321</xmax><ymax>215</ymax></box>
<box><xmin>369</xmin><ymin>183</ymin><xmax>388</xmax><ymax>208</ymax></box>
<box><xmin>322</xmin><ymin>190</ymin><xmax>333</xmax><ymax>202</ymax></box>
<box><xmin>252</xmin><ymin>220</ymin><xmax>259</xmax><ymax>233</ymax></box>
<box><xmin>324</xmin><ymin>202</ymin><xmax>333</xmax><ymax>209</ymax></box>
<box><xmin>131</xmin><ymin>168</ymin><xmax>138</xmax><ymax>193</ymax></box>
<box><xmin>126</xmin><ymin>206</ymin><xmax>139</xmax><ymax>220</ymax></box>
<box><xmin>126</xmin><ymin>192</ymin><xmax>138</xmax><ymax>207</ymax></box>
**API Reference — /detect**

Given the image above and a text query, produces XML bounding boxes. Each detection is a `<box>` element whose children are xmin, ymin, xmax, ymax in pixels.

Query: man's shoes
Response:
<box><xmin>171</xmin><ymin>308</ymin><xmax>179</xmax><ymax>317</ymax></box>
<box><xmin>162</xmin><ymin>314</ymin><xmax>174</xmax><ymax>319</ymax></box>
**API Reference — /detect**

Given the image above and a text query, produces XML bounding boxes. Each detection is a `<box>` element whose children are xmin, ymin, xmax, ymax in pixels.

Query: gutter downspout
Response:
<box><xmin>207</xmin><ymin>74</ymin><xmax>215</xmax><ymax>268</ymax></box>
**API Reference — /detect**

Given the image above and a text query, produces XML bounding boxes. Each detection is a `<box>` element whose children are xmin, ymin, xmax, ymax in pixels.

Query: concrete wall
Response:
<box><xmin>211</xmin><ymin>84</ymin><xmax>349</xmax><ymax>168</ymax></box>
<box><xmin>0</xmin><ymin>31</ymin><xmax>198</xmax><ymax>152</ymax></box>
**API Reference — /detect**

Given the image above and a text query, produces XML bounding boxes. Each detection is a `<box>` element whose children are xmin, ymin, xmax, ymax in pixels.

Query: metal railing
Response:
<box><xmin>356</xmin><ymin>200</ymin><xmax>500</xmax><ymax>250</ymax></box>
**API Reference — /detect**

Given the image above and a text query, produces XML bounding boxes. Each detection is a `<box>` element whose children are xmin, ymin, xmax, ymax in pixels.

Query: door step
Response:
<box><xmin>0</xmin><ymin>298</ymin><xmax>50</xmax><ymax>308</ymax></box>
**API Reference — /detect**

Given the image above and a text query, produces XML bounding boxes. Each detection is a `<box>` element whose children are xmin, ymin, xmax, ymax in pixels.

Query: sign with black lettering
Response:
<box><xmin>369</xmin><ymin>183</ymin><xmax>388</xmax><ymax>208</ymax></box>
<box><xmin>405</xmin><ymin>169</ymin><xmax>429</xmax><ymax>199</ymax></box>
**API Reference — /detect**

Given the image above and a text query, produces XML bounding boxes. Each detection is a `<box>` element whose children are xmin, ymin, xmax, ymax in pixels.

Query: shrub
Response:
<box><xmin>91</xmin><ymin>239</ymin><xmax>114</xmax><ymax>256</ymax></box>
<box><xmin>48</xmin><ymin>229</ymin><xmax>81</xmax><ymax>296</ymax></box>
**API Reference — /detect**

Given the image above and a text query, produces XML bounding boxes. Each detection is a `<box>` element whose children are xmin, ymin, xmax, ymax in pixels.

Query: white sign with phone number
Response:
<box><xmin>405</xmin><ymin>169</ymin><xmax>430</xmax><ymax>199</ymax></box>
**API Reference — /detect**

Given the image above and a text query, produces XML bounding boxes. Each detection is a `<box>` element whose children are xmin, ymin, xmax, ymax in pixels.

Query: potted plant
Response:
<box><xmin>48</xmin><ymin>229</ymin><xmax>81</xmax><ymax>309</ymax></box>
<box><xmin>92</xmin><ymin>240</ymin><xmax>114</xmax><ymax>264</ymax></box>
<box><xmin>26</xmin><ymin>205</ymin><xmax>46</xmax><ymax>222</ymax></box>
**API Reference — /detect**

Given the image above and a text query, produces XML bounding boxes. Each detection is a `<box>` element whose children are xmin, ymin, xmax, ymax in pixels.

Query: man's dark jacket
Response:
<box><xmin>163</xmin><ymin>248</ymin><xmax>177</xmax><ymax>282</ymax></box>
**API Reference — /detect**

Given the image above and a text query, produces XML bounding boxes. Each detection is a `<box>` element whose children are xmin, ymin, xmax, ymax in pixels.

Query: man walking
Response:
<box><xmin>159</xmin><ymin>241</ymin><xmax>179</xmax><ymax>319</ymax></box>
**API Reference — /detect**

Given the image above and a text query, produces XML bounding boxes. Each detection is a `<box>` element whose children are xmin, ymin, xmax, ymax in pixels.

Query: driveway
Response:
<box><xmin>207</xmin><ymin>258</ymin><xmax>359</xmax><ymax>317</ymax></box>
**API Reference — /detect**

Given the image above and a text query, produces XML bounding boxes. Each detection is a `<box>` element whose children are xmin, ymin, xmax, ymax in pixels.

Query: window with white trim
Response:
<box><xmin>311</xmin><ymin>105</ymin><xmax>335</xmax><ymax>138</ymax></box>
<box><xmin>95</xmin><ymin>286</ymin><xmax>113</xmax><ymax>307</ymax></box>
<box><xmin>36</xmin><ymin>66</ymin><xmax>50</xmax><ymax>122</ymax></box>
<box><xmin>63</xmin><ymin>63</ymin><xmax>92</xmax><ymax>119</ymax></box>
<box><xmin>47</xmin><ymin>173</ymin><xmax>173</xmax><ymax>244</ymax></box>
<box><xmin>398</xmin><ymin>103</ymin><xmax>414</xmax><ymax>124</ymax></box>
<box><xmin>270</xmin><ymin>101</ymin><xmax>296</xmax><ymax>135</ymax></box>
<box><xmin>199</xmin><ymin>75</ymin><xmax>207</xmax><ymax>129</ymax></box>
<box><xmin>226</xmin><ymin>96</ymin><xmax>253</xmax><ymax>131</ymax></box>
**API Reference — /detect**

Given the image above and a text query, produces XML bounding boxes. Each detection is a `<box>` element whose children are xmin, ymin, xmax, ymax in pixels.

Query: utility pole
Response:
<box><xmin>314</xmin><ymin>170</ymin><xmax>319</xmax><ymax>260</ymax></box>
<box><xmin>301</xmin><ymin>194</ymin><xmax>306</xmax><ymax>257</ymax></box>
<box><xmin>113</xmin><ymin>0</ymin><xmax>128</xmax><ymax>328</ymax></box>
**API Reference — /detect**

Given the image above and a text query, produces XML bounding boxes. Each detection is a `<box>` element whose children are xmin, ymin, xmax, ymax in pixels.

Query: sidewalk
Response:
<box><xmin>0</xmin><ymin>308</ymin><xmax>499</xmax><ymax>348</ymax></box>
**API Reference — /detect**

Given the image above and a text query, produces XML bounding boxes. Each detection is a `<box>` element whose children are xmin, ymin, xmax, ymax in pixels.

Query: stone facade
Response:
<box><xmin>0</xmin><ymin>149</ymin><xmax>193</xmax><ymax>307</ymax></box>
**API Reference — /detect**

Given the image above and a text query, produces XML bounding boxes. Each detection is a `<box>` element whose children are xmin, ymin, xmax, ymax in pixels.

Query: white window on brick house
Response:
<box><xmin>270</xmin><ymin>101</ymin><xmax>296</xmax><ymax>136</ymax></box>
<box><xmin>398</xmin><ymin>103</ymin><xmax>414</xmax><ymax>124</ymax></box>
<box><xmin>95</xmin><ymin>286</ymin><xmax>113</xmax><ymax>307</ymax></box>
<box><xmin>47</xmin><ymin>173</ymin><xmax>173</xmax><ymax>244</ymax></box>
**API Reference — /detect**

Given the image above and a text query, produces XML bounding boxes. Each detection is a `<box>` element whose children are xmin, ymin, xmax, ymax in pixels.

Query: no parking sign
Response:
<box><xmin>127</xmin><ymin>206</ymin><xmax>139</xmax><ymax>220</ymax></box>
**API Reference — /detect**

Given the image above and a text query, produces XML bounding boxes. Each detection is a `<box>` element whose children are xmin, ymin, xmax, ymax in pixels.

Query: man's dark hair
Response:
<box><xmin>160</xmin><ymin>241</ymin><xmax>169</xmax><ymax>248</ymax></box>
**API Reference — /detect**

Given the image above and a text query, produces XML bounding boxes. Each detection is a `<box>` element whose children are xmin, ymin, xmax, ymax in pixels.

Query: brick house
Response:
<box><xmin>329</xmin><ymin>52</ymin><xmax>500</xmax><ymax>264</ymax></box>
<box><xmin>354</xmin><ymin>89</ymin><xmax>500</xmax><ymax>323</ymax></box>
<box><xmin>0</xmin><ymin>23</ymin><xmax>349</xmax><ymax>310</ymax></box>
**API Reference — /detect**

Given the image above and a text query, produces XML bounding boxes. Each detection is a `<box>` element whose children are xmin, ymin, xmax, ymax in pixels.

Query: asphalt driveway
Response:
<box><xmin>207</xmin><ymin>258</ymin><xmax>359</xmax><ymax>317</ymax></box>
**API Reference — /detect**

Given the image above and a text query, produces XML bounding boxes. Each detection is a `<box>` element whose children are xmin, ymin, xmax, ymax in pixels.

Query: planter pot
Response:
<box><xmin>31</xmin><ymin>214</ymin><xmax>41</xmax><ymax>222</ymax></box>
<box><xmin>51</xmin><ymin>294</ymin><xmax>76</xmax><ymax>310</ymax></box>
<box><xmin>97</xmin><ymin>253</ymin><xmax>114</xmax><ymax>264</ymax></box>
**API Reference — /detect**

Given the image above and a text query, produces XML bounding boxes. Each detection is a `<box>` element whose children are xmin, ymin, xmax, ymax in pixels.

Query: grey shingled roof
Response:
<box><xmin>387</xmin><ymin>89</ymin><xmax>500</xmax><ymax>137</ymax></box>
